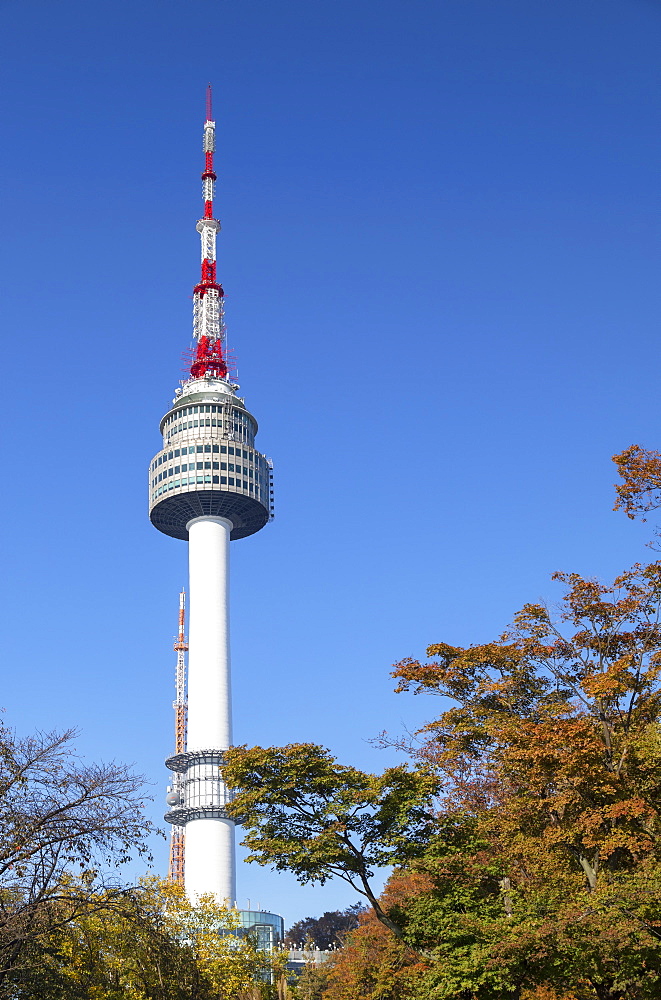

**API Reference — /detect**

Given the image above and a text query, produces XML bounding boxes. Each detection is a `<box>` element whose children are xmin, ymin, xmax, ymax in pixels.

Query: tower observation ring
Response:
<box><xmin>149</xmin><ymin>376</ymin><xmax>273</xmax><ymax>541</ymax></box>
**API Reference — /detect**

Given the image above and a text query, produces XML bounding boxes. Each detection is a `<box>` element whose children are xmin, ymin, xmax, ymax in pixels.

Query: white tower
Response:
<box><xmin>152</xmin><ymin>87</ymin><xmax>273</xmax><ymax>904</ymax></box>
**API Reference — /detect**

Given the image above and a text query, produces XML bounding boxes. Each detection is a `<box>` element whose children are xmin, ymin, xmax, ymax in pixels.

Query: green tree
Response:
<box><xmin>222</xmin><ymin>743</ymin><xmax>438</xmax><ymax>941</ymax></box>
<box><xmin>284</xmin><ymin>905</ymin><xmax>363</xmax><ymax>951</ymax></box>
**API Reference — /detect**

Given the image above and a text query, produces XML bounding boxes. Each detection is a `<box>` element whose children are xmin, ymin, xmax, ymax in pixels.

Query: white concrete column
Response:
<box><xmin>186</xmin><ymin>516</ymin><xmax>233</xmax><ymax>751</ymax></box>
<box><xmin>185</xmin><ymin>818</ymin><xmax>236</xmax><ymax>905</ymax></box>
<box><xmin>185</xmin><ymin>515</ymin><xmax>235</xmax><ymax>905</ymax></box>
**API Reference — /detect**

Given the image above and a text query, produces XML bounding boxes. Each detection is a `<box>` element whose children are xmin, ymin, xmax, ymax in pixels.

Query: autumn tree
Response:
<box><xmin>320</xmin><ymin>875</ymin><xmax>432</xmax><ymax>1000</ymax></box>
<box><xmin>613</xmin><ymin>444</ymin><xmax>661</xmax><ymax>523</ymax></box>
<box><xmin>9</xmin><ymin>879</ymin><xmax>279</xmax><ymax>1000</ymax></box>
<box><xmin>386</xmin><ymin>561</ymin><xmax>661</xmax><ymax>999</ymax></box>
<box><xmin>0</xmin><ymin>721</ymin><xmax>154</xmax><ymax>986</ymax></box>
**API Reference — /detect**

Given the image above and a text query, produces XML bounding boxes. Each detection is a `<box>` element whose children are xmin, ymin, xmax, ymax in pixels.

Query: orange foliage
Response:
<box><xmin>521</xmin><ymin>989</ymin><xmax>581</xmax><ymax>1000</ymax></box>
<box><xmin>321</xmin><ymin>874</ymin><xmax>432</xmax><ymax>1000</ymax></box>
<box><xmin>613</xmin><ymin>445</ymin><xmax>661</xmax><ymax>521</ymax></box>
<box><xmin>395</xmin><ymin>576</ymin><xmax>661</xmax><ymax>887</ymax></box>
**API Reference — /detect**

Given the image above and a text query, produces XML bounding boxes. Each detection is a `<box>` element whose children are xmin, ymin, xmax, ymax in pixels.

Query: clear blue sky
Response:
<box><xmin>0</xmin><ymin>0</ymin><xmax>659</xmax><ymax>925</ymax></box>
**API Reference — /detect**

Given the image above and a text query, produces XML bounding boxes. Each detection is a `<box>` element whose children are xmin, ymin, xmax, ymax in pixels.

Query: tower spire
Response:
<box><xmin>206</xmin><ymin>82</ymin><xmax>213</xmax><ymax>130</ymax></box>
<box><xmin>191</xmin><ymin>84</ymin><xmax>227</xmax><ymax>380</ymax></box>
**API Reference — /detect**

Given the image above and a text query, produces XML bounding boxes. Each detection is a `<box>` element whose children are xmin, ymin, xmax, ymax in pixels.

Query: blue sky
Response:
<box><xmin>0</xmin><ymin>0</ymin><xmax>660</xmax><ymax>924</ymax></box>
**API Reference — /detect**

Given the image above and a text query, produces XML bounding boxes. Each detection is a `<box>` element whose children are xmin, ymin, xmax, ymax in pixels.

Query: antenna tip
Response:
<box><xmin>206</xmin><ymin>83</ymin><xmax>213</xmax><ymax>122</ymax></box>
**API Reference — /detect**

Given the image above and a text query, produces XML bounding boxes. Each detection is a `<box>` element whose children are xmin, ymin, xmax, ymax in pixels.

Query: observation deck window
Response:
<box><xmin>174</xmin><ymin>466</ymin><xmax>180</xmax><ymax>474</ymax></box>
<box><xmin>221</xmin><ymin>476</ymin><xmax>227</xmax><ymax>484</ymax></box>
<box><xmin>229</xmin><ymin>478</ymin><xmax>234</xmax><ymax>486</ymax></box>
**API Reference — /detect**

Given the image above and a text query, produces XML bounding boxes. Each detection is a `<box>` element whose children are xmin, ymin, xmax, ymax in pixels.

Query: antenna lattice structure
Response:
<box><xmin>191</xmin><ymin>83</ymin><xmax>227</xmax><ymax>381</ymax></box>
<box><xmin>167</xmin><ymin>590</ymin><xmax>188</xmax><ymax>885</ymax></box>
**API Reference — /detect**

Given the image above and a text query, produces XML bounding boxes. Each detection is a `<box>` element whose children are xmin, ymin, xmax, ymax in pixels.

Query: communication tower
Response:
<box><xmin>152</xmin><ymin>86</ymin><xmax>273</xmax><ymax>904</ymax></box>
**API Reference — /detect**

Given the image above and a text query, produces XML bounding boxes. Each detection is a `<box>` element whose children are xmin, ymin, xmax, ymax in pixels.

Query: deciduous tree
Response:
<box><xmin>613</xmin><ymin>444</ymin><xmax>661</xmax><ymax>523</ymax></box>
<box><xmin>222</xmin><ymin>743</ymin><xmax>438</xmax><ymax>942</ymax></box>
<box><xmin>388</xmin><ymin>561</ymin><xmax>661</xmax><ymax>999</ymax></box>
<box><xmin>0</xmin><ymin>721</ymin><xmax>153</xmax><ymax>984</ymax></box>
<box><xmin>284</xmin><ymin>905</ymin><xmax>363</xmax><ymax>951</ymax></box>
<box><xmin>9</xmin><ymin>879</ymin><xmax>278</xmax><ymax>1000</ymax></box>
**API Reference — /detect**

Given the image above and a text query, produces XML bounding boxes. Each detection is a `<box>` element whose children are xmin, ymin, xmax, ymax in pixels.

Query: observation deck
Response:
<box><xmin>149</xmin><ymin>375</ymin><xmax>273</xmax><ymax>541</ymax></box>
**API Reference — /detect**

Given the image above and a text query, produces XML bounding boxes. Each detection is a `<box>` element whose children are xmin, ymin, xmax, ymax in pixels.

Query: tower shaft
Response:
<box><xmin>185</xmin><ymin>515</ymin><xmax>235</xmax><ymax>902</ymax></box>
<box><xmin>187</xmin><ymin>517</ymin><xmax>232</xmax><ymax>750</ymax></box>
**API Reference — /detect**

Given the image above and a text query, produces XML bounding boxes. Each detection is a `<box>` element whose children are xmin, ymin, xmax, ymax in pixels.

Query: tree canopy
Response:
<box><xmin>0</xmin><ymin>722</ymin><xmax>153</xmax><ymax>985</ymax></box>
<box><xmin>0</xmin><ymin>723</ymin><xmax>288</xmax><ymax>999</ymax></box>
<box><xmin>284</xmin><ymin>905</ymin><xmax>363</xmax><ymax>951</ymax></box>
<box><xmin>10</xmin><ymin>878</ymin><xmax>281</xmax><ymax>1000</ymax></box>
<box><xmin>223</xmin><ymin>743</ymin><xmax>438</xmax><ymax>941</ymax></box>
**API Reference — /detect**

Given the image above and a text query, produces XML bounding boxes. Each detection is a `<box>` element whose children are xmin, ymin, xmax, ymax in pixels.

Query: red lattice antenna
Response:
<box><xmin>188</xmin><ymin>85</ymin><xmax>229</xmax><ymax>380</ymax></box>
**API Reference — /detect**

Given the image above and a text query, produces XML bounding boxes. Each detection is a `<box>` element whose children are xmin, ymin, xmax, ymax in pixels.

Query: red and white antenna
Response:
<box><xmin>190</xmin><ymin>84</ymin><xmax>228</xmax><ymax>380</ymax></box>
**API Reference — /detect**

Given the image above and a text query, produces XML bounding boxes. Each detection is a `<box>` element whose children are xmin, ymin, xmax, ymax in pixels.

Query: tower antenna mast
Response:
<box><xmin>191</xmin><ymin>83</ymin><xmax>227</xmax><ymax>380</ymax></box>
